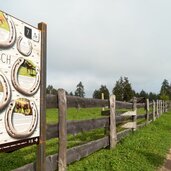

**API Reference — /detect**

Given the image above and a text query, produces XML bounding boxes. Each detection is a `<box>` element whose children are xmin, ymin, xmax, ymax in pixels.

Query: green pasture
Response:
<box><xmin>0</xmin><ymin>107</ymin><xmax>170</xmax><ymax>171</ymax></box>
<box><xmin>46</xmin><ymin>107</ymin><xmax>147</xmax><ymax>124</ymax></box>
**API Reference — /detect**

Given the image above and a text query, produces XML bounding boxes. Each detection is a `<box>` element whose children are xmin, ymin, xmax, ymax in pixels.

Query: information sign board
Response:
<box><xmin>0</xmin><ymin>10</ymin><xmax>41</xmax><ymax>152</ymax></box>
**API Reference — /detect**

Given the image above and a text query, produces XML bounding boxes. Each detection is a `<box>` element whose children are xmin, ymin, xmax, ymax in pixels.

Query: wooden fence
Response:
<box><xmin>13</xmin><ymin>89</ymin><xmax>168</xmax><ymax>171</ymax></box>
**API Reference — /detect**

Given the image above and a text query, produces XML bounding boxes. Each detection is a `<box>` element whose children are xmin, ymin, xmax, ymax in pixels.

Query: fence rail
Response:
<box><xmin>46</xmin><ymin>94</ymin><xmax>145</xmax><ymax>109</ymax></box>
<box><xmin>46</xmin><ymin>113</ymin><xmax>148</xmax><ymax>140</ymax></box>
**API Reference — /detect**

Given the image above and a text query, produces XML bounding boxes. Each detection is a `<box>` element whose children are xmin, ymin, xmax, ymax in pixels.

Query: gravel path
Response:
<box><xmin>158</xmin><ymin>149</ymin><xmax>171</xmax><ymax>171</ymax></box>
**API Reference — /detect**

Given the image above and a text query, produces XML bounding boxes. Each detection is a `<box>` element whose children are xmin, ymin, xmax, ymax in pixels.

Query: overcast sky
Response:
<box><xmin>2</xmin><ymin>0</ymin><xmax>171</xmax><ymax>97</ymax></box>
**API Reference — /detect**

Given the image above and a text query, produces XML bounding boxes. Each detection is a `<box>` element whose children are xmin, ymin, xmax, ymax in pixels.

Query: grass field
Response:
<box><xmin>46</xmin><ymin>107</ymin><xmax>147</xmax><ymax>124</ymax></box>
<box><xmin>0</xmin><ymin>107</ymin><xmax>170</xmax><ymax>171</ymax></box>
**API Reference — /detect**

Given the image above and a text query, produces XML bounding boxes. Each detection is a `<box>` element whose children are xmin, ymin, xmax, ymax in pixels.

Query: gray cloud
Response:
<box><xmin>2</xmin><ymin>0</ymin><xmax>171</xmax><ymax>97</ymax></box>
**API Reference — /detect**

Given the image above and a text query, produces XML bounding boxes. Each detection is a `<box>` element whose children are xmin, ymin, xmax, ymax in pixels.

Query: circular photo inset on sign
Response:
<box><xmin>17</xmin><ymin>36</ymin><xmax>32</xmax><ymax>56</ymax></box>
<box><xmin>5</xmin><ymin>98</ymin><xmax>38</xmax><ymax>139</ymax></box>
<box><xmin>0</xmin><ymin>11</ymin><xmax>16</xmax><ymax>48</ymax></box>
<box><xmin>11</xmin><ymin>57</ymin><xmax>40</xmax><ymax>96</ymax></box>
<box><xmin>0</xmin><ymin>71</ymin><xmax>11</xmax><ymax>110</ymax></box>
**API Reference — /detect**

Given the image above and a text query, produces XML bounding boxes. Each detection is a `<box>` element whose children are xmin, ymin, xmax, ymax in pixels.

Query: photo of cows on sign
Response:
<box><xmin>18</xmin><ymin>59</ymin><xmax>36</xmax><ymax>89</ymax></box>
<box><xmin>14</xmin><ymin>98</ymin><xmax>32</xmax><ymax>115</ymax></box>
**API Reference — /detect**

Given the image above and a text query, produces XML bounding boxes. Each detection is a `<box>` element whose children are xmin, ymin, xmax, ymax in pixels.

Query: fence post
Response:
<box><xmin>146</xmin><ymin>99</ymin><xmax>150</xmax><ymax>124</ymax></box>
<box><xmin>152</xmin><ymin>100</ymin><xmax>156</xmax><ymax>121</ymax></box>
<box><xmin>163</xmin><ymin>100</ymin><xmax>165</xmax><ymax>113</ymax></box>
<box><xmin>36</xmin><ymin>22</ymin><xmax>47</xmax><ymax>171</ymax></box>
<box><xmin>109</xmin><ymin>95</ymin><xmax>117</xmax><ymax>149</ymax></box>
<box><xmin>159</xmin><ymin>100</ymin><xmax>162</xmax><ymax>116</ymax></box>
<box><xmin>58</xmin><ymin>89</ymin><xmax>67</xmax><ymax>171</ymax></box>
<box><xmin>101</xmin><ymin>93</ymin><xmax>105</xmax><ymax>111</ymax></box>
<box><xmin>132</xmin><ymin>97</ymin><xmax>137</xmax><ymax>131</ymax></box>
<box><xmin>156</xmin><ymin>100</ymin><xmax>159</xmax><ymax>118</ymax></box>
<box><xmin>165</xmin><ymin>101</ymin><xmax>168</xmax><ymax>112</ymax></box>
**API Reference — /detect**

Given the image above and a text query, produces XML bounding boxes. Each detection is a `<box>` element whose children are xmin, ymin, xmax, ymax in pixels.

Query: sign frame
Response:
<box><xmin>0</xmin><ymin>10</ymin><xmax>47</xmax><ymax>171</ymax></box>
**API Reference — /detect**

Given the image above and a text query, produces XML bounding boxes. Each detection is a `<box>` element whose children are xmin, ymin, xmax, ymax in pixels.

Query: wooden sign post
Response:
<box><xmin>36</xmin><ymin>22</ymin><xmax>47</xmax><ymax>171</ymax></box>
<box><xmin>0</xmin><ymin>10</ymin><xmax>47</xmax><ymax>171</ymax></box>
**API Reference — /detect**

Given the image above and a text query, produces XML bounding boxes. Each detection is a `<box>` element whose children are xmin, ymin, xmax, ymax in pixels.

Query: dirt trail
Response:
<box><xmin>158</xmin><ymin>149</ymin><xmax>171</xmax><ymax>171</ymax></box>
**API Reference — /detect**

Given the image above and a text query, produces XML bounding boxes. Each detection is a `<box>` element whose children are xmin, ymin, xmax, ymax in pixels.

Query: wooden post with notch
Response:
<box><xmin>146</xmin><ymin>99</ymin><xmax>149</xmax><ymax>123</ymax></box>
<box><xmin>109</xmin><ymin>95</ymin><xmax>117</xmax><ymax>149</ymax></box>
<box><xmin>36</xmin><ymin>22</ymin><xmax>47</xmax><ymax>171</ymax></box>
<box><xmin>58</xmin><ymin>89</ymin><xmax>67</xmax><ymax>171</ymax></box>
<box><xmin>152</xmin><ymin>100</ymin><xmax>156</xmax><ymax>121</ymax></box>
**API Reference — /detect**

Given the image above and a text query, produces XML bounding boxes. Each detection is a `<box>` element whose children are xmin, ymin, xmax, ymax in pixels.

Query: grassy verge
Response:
<box><xmin>68</xmin><ymin>111</ymin><xmax>171</xmax><ymax>171</ymax></box>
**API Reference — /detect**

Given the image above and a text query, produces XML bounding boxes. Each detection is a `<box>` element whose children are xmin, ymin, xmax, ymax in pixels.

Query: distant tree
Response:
<box><xmin>46</xmin><ymin>85</ymin><xmax>57</xmax><ymax>95</ymax></box>
<box><xmin>112</xmin><ymin>76</ymin><xmax>134</xmax><ymax>101</ymax></box>
<box><xmin>75</xmin><ymin>81</ymin><xmax>85</xmax><ymax>97</ymax></box>
<box><xmin>69</xmin><ymin>92</ymin><xmax>74</xmax><ymax>96</ymax></box>
<box><xmin>149</xmin><ymin>92</ymin><xmax>158</xmax><ymax>101</ymax></box>
<box><xmin>159</xmin><ymin>79</ymin><xmax>170</xmax><ymax>100</ymax></box>
<box><xmin>93</xmin><ymin>89</ymin><xmax>100</xmax><ymax>99</ymax></box>
<box><xmin>112</xmin><ymin>77</ymin><xmax>124</xmax><ymax>101</ymax></box>
<box><xmin>139</xmin><ymin>90</ymin><xmax>148</xmax><ymax>99</ymax></box>
<box><xmin>122</xmin><ymin>77</ymin><xmax>134</xmax><ymax>101</ymax></box>
<box><xmin>93</xmin><ymin>85</ymin><xmax>109</xmax><ymax>99</ymax></box>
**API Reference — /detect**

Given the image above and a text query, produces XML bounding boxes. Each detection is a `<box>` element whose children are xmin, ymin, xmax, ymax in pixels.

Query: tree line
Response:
<box><xmin>46</xmin><ymin>77</ymin><xmax>171</xmax><ymax>102</ymax></box>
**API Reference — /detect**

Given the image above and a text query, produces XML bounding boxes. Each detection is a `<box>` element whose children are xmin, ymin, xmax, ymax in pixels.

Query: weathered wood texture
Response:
<box><xmin>145</xmin><ymin>99</ymin><xmax>150</xmax><ymax>123</ymax></box>
<box><xmin>67</xmin><ymin>136</ymin><xmax>109</xmax><ymax>164</ymax></box>
<box><xmin>46</xmin><ymin>94</ymin><xmax>145</xmax><ymax>109</ymax></box>
<box><xmin>58</xmin><ymin>89</ymin><xmax>67</xmax><ymax>171</ymax></box>
<box><xmin>117</xmin><ymin>129</ymin><xmax>132</xmax><ymax>141</ymax></box>
<box><xmin>36</xmin><ymin>22</ymin><xmax>47</xmax><ymax>171</ymax></box>
<box><xmin>152</xmin><ymin>100</ymin><xmax>156</xmax><ymax>121</ymax></box>
<box><xmin>132</xmin><ymin>97</ymin><xmax>137</xmax><ymax>131</ymax></box>
<box><xmin>46</xmin><ymin>117</ymin><xmax>109</xmax><ymax>140</ymax></box>
<box><xmin>67</xmin><ymin>96</ymin><xmax>109</xmax><ymax>108</ymax></box>
<box><xmin>109</xmin><ymin>95</ymin><xmax>117</xmax><ymax>149</ymax></box>
<box><xmin>46</xmin><ymin>114</ymin><xmax>148</xmax><ymax>140</ymax></box>
<box><xmin>46</xmin><ymin>94</ymin><xmax>58</xmax><ymax>108</ymax></box>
